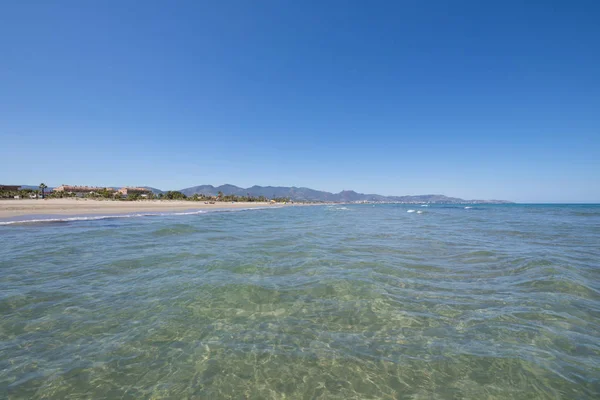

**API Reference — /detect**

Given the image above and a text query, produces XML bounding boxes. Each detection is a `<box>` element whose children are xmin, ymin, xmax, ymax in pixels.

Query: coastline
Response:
<box><xmin>0</xmin><ymin>199</ymin><xmax>293</xmax><ymax>219</ymax></box>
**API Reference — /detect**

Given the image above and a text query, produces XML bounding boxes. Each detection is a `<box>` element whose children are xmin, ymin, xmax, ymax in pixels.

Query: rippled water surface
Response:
<box><xmin>1</xmin><ymin>204</ymin><xmax>599</xmax><ymax>399</ymax></box>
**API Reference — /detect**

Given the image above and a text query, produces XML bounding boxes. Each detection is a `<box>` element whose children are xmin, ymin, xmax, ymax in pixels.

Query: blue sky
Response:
<box><xmin>1</xmin><ymin>1</ymin><xmax>598</xmax><ymax>202</ymax></box>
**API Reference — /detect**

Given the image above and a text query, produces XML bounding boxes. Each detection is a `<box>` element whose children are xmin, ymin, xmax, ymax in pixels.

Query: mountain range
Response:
<box><xmin>178</xmin><ymin>184</ymin><xmax>511</xmax><ymax>204</ymax></box>
<box><xmin>14</xmin><ymin>184</ymin><xmax>511</xmax><ymax>203</ymax></box>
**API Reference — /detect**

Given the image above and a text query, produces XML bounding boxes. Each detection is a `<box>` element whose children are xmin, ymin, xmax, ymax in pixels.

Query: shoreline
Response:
<box><xmin>0</xmin><ymin>199</ymin><xmax>296</xmax><ymax>220</ymax></box>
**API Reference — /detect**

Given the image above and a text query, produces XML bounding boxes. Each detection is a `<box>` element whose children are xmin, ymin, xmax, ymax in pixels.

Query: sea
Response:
<box><xmin>1</xmin><ymin>204</ymin><xmax>599</xmax><ymax>399</ymax></box>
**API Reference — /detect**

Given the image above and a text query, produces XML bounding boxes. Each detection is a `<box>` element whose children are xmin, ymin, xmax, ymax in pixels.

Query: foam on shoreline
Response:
<box><xmin>0</xmin><ymin>206</ymin><xmax>280</xmax><ymax>226</ymax></box>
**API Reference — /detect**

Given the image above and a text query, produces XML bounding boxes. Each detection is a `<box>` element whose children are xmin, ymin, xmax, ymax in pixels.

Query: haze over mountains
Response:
<box><xmin>179</xmin><ymin>184</ymin><xmax>511</xmax><ymax>204</ymax></box>
<box><xmin>14</xmin><ymin>184</ymin><xmax>511</xmax><ymax>203</ymax></box>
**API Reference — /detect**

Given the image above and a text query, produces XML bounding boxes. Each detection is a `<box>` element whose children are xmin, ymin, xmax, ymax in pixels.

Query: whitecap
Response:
<box><xmin>164</xmin><ymin>210</ymin><xmax>207</xmax><ymax>216</ymax></box>
<box><xmin>465</xmin><ymin>206</ymin><xmax>473</xmax><ymax>209</ymax></box>
<box><xmin>407</xmin><ymin>209</ymin><xmax>416</xmax><ymax>213</ymax></box>
<box><xmin>327</xmin><ymin>206</ymin><xmax>350</xmax><ymax>211</ymax></box>
<box><xmin>0</xmin><ymin>207</ymin><xmax>277</xmax><ymax>226</ymax></box>
<box><xmin>0</xmin><ymin>214</ymin><xmax>151</xmax><ymax>226</ymax></box>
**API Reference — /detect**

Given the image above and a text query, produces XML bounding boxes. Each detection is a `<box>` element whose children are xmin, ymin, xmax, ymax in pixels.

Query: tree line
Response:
<box><xmin>0</xmin><ymin>185</ymin><xmax>292</xmax><ymax>203</ymax></box>
<box><xmin>0</xmin><ymin>183</ymin><xmax>49</xmax><ymax>199</ymax></box>
<box><xmin>160</xmin><ymin>191</ymin><xmax>291</xmax><ymax>203</ymax></box>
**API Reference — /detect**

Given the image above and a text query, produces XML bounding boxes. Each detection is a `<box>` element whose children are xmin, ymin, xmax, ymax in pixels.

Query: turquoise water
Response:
<box><xmin>1</xmin><ymin>204</ymin><xmax>599</xmax><ymax>399</ymax></box>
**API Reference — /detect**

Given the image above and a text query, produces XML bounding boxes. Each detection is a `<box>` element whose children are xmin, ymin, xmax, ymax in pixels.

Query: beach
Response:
<box><xmin>0</xmin><ymin>198</ymin><xmax>283</xmax><ymax>219</ymax></box>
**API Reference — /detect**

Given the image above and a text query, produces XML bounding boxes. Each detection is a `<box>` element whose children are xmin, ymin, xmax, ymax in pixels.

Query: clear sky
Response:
<box><xmin>1</xmin><ymin>1</ymin><xmax>599</xmax><ymax>202</ymax></box>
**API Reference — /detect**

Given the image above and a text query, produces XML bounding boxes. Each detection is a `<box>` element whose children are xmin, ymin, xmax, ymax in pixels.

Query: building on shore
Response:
<box><xmin>51</xmin><ymin>185</ymin><xmax>152</xmax><ymax>198</ymax></box>
<box><xmin>117</xmin><ymin>187</ymin><xmax>152</xmax><ymax>197</ymax></box>
<box><xmin>0</xmin><ymin>185</ymin><xmax>21</xmax><ymax>191</ymax></box>
<box><xmin>53</xmin><ymin>185</ymin><xmax>115</xmax><ymax>197</ymax></box>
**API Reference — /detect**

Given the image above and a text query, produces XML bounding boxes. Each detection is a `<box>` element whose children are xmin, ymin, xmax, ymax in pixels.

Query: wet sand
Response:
<box><xmin>0</xmin><ymin>199</ymin><xmax>283</xmax><ymax>219</ymax></box>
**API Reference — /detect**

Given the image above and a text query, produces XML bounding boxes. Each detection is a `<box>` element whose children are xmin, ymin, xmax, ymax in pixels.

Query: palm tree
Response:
<box><xmin>39</xmin><ymin>183</ymin><xmax>47</xmax><ymax>199</ymax></box>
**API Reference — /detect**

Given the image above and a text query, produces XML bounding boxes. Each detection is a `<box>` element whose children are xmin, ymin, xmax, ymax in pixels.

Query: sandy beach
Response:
<box><xmin>0</xmin><ymin>199</ymin><xmax>284</xmax><ymax>219</ymax></box>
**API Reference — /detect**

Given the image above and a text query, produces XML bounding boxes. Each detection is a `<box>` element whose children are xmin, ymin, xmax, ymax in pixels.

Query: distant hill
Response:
<box><xmin>179</xmin><ymin>184</ymin><xmax>512</xmax><ymax>204</ymax></box>
<box><xmin>138</xmin><ymin>186</ymin><xmax>164</xmax><ymax>195</ymax></box>
<box><xmin>13</xmin><ymin>183</ymin><xmax>510</xmax><ymax>203</ymax></box>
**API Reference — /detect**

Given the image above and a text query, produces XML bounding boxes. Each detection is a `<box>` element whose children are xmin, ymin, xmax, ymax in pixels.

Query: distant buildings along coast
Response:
<box><xmin>53</xmin><ymin>185</ymin><xmax>152</xmax><ymax>198</ymax></box>
<box><xmin>0</xmin><ymin>185</ymin><xmax>21</xmax><ymax>191</ymax></box>
<box><xmin>116</xmin><ymin>187</ymin><xmax>152</xmax><ymax>197</ymax></box>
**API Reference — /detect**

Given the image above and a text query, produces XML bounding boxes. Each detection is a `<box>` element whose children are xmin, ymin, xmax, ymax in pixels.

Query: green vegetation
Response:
<box><xmin>47</xmin><ymin>191</ymin><xmax>77</xmax><ymax>199</ymax></box>
<box><xmin>0</xmin><ymin>188</ymin><xmax>37</xmax><ymax>199</ymax></box>
<box><xmin>97</xmin><ymin>188</ymin><xmax>116</xmax><ymax>199</ymax></box>
<box><xmin>39</xmin><ymin>183</ymin><xmax>47</xmax><ymax>199</ymax></box>
<box><xmin>127</xmin><ymin>192</ymin><xmax>141</xmax><ymax>201</ymax></box>
<box><xmin>0</xmin><ymin>187</ymin><xmax>292</xmax><ymax>203</ymax></box>
<box><xmin>163</xmin><ymin>191</ymin><xmax>187</xmax><ymax>200</ymax></box>
<box><xmin>156</xmin><ymin>191</ymin><xmax>291</xmax><ymax>203</ymax></box>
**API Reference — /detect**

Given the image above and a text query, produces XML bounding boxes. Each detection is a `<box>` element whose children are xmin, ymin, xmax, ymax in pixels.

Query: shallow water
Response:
<box><xmin>1</xmin><ymin>204</ymin><xmax>599</xmax><ymax>399</ymax></box>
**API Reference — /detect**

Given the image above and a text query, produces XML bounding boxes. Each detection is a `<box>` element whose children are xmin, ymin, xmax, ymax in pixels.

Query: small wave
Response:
<box><xmin>212</xmin><ymin>206</ymin><xmax>281</xmax><ymax>213</ymax></box>
<box><xmin>571</xmin><ymin>211</ymin><xmax>600</xmax><ymax>217</ymax></box>
<box><xmin>0</xmin><ymin>208</ymin><xmax>283</xmax><ymax>226</ymax></box>
<box><xmin>417</xmin><ymin>210</ymin><xmax>423</xmax><ymax>214</ymax></box>
<box><xmin>465</xmin><ymin>206</ymin><xmax>473</xmax><ymax>209</ymax></box>
<box><xmin>420</xmin><ymin>205</ymin><xmax>429</xmax><ymax>207</ymax></box>
<box><xmin>514</xmin><ymin>277</ymin><xmax>600</xmax><ymax>299</ymax></box>
<box><xmin>0</xmin><ymin>214</ymin><xmax>157</xmax><ymax>226</ymax></box>
<box><xmin>407</xmin><ymin>210</ymin><xmax>416</xmax><ymax>213</ymax></box>
<box><xmin>152</xmin><ymin>224</ymin><xmax>199</xmax><ymax>236</ymax></box>
<box><xmin>167</xmin><ymin>210</ymin><xmax>207</xmax><ymax>216</ymax></box>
